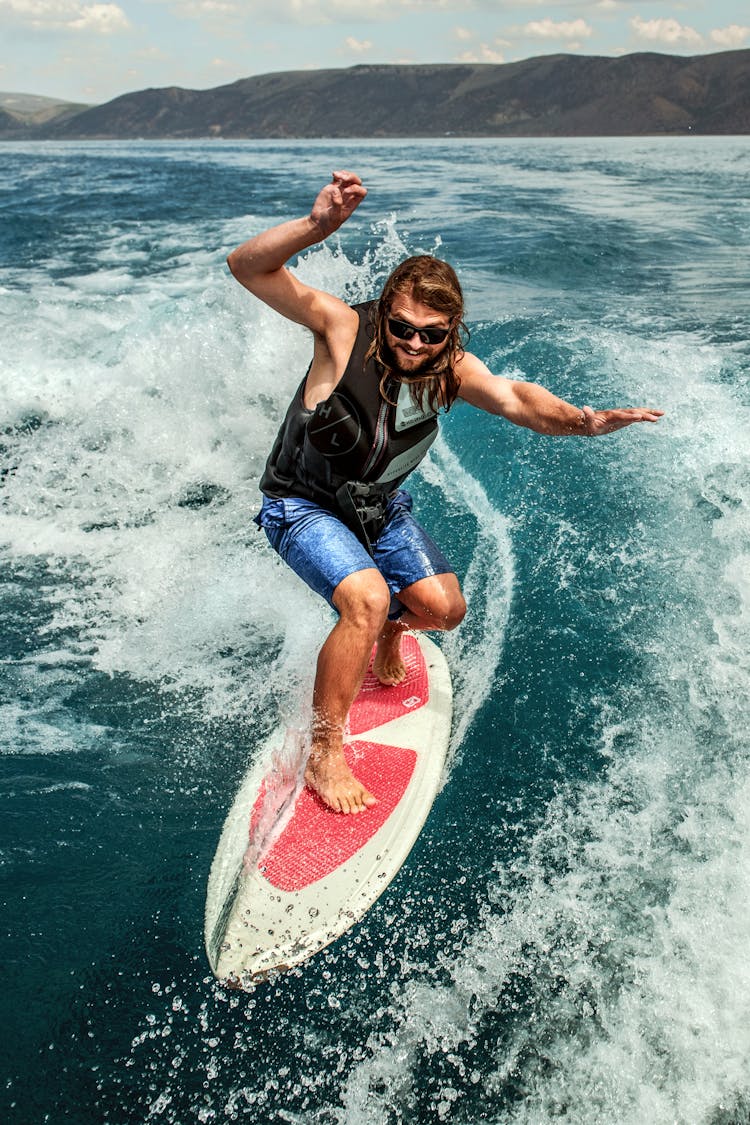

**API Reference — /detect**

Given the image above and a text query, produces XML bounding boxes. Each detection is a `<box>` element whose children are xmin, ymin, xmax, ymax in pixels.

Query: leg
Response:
<box><xmin>305</xmin><ymin>567</ymin><xmax>391</xmax><ymax>814</ymax></box>
<box><xmin>256</xmin><ymin>496</ymin><xmax>391</xmax><ymax>814</ymax></box>
<box><xmin>373</xmin><ymin>572</ymin><xmax>467</xmax><ymax>685</ymax></box>
<box><xmin>370</xmin><ymin>491</ymin><xmax>466</xmax><ymax>685</ymax></box>
<box><xmin>256</xmin><ymin>493</ymin><xmax>462</xmax><ymax>807</ymax></box>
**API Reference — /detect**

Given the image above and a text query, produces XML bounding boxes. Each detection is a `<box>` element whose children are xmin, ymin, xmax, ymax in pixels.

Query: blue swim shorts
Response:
<box><xmin>253</xmin><ymin>489</ymin><xmax>454</xmax><ymax>619</ymax></box>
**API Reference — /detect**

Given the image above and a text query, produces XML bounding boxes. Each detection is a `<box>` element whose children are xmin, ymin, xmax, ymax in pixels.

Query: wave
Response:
<box><xmin>326</xmin><ymin>310</ymin><xmax>750</xmax><ymax>1125</ymax></box>
<box><xmin>4</xmin><ymin>141</ymin><xmax>750</xmax><ymax>1125</ymax></box>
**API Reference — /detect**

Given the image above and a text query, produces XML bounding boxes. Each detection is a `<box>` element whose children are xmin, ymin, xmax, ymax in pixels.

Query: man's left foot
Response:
<box><xmin>373</xmin><ymin>622</ymin><xmax>407</xmax><ymax>685</ymax></box>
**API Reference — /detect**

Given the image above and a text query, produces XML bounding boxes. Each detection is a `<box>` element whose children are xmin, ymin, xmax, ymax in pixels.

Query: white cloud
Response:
<box><xmin>137</xmin><ymin>45</ymin><xmax>170</xmax><ymax>60</ymax></box>
<box><xmin>523</xmin><ymin>18</ymin><xmax>593</xmax><ymax>40</ymax></box>
<box><xmin>456</xmin><ymin>42</ymin><xmax>505</xmax><ymax>63</ymax></box>
<box><xmin>0</xmin><ymin>0</ymin><xmax>129</xmax><ymax>33</ymax></box>
<box><xmin>344</xmin><ymin>34</ymin><xmax>372</xmax><ymax>51</ymax></box>
<box><xmin>175</xmin><ymin>0</ymin><xmax>238</xmax><ymax>15</ymax></box>
<box><xmin>69</xmin><ymin>2</ymin><xmax>128</xmax><ymax>31</ymax></box>
<box><xmin>454</xmin><ymin>24</ymin><xmax>472</xmax><ymax>41</ymax></box>
<box><xmin>169</xmin><ymin>0</ymin><xmax>474</xmax><ymax>26</ymax></box>
<box><xmin>631</xmin><ymin>15</ymin><xmax>702</xmax><ymax>47</ymax></box>
<box><xmin>710</xmin><ymin>24</ymin><xmax>750</xmax><ymax>48</ymax></box>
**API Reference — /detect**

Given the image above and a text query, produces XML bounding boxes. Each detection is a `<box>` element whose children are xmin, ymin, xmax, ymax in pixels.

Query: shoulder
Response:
<box><xmin>305</xmin><ymin>291</ymin><xmax>360</xmax><ymax>350</ymax></box>
<box><xmin>455</xmin><ymin>350</ymin><xmax>500</xmax><ymax>394</ymax></box>
<box><xmin>349</xmin><ymin>299</ymin><xmax>378</xmax><ymax>337</ymax></box>
<box><xmin>320</xmin><ymin>297</ymin><xmax>378</xmax><ymax>355</ymax></box>
<box><xmin>455</xmin><ymin>351</ymin><xmax>517</xmax><ymax>416</ymax></box>
<box><xmin>312</xmin><ymin>290</ymin><xmax>359</xmax><ymax>332</ymax></box>
<box><xmin>455</xmin><ymin>350</ymin><xmax>489</xmax><ymax>380</ymax></box>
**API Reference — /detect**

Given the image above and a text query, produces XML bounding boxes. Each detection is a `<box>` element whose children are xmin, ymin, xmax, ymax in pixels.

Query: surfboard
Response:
<box><xmin>204</xmin><ymin>632</ymin><xmax>452</xmax><ymax>985</ymax></box>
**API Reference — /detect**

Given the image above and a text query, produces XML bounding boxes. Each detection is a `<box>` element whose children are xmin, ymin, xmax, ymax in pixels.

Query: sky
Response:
<box><xmin>0</xmin><ymin>0</ymin><xmax>748</xmax><ymax>105</ymax></box>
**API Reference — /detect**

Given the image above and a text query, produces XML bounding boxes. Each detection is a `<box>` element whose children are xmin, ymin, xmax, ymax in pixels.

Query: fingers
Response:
<box><xmin>331</xmin><ymin>170</ymin><xmax>367</xmax><ymax>206</ymax></box>
<box><xmin>331</xmin><ymin>169</ymin><xmax>363</xmax><ymax>186</ymax></box>
<box><xmin>614</xmin><ymin>408</ymin><xmax>664</xmax><ymax>424</ymax></box>
<box><xmin>584</xmin><ymin>405</ymin><xmax>664</xmax><ymax>435</ymax></box>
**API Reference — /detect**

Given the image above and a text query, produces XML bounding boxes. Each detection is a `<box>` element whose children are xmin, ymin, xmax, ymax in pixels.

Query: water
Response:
<box><xmin>1</xmin><ymin>136</ymin><xmax>749</xmax><ymax>1124</ymax></box>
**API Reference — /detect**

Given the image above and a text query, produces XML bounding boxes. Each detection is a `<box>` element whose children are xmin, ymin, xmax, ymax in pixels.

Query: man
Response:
<box><xmin>228</xmin><ymin>171</ymin><xmax>663</xmax><ymax>817</ymax></box>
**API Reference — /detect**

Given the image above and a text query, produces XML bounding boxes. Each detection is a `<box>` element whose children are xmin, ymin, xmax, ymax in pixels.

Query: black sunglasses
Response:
<box><xmin>387</xmin><ymin>317</ymin><xmax>450</xmax><ymax>346</ymax></box>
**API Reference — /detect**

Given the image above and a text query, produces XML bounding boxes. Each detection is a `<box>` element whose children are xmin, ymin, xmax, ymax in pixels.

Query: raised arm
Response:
<box><xmin>226</xmin><ymin>171</ymin><xmax>367</xmax><ymax>333</ymax></box>
<box><xmin>457</xmin><ymin>353</ymin><xmax>663</xmax><ymax>435</ymax></box>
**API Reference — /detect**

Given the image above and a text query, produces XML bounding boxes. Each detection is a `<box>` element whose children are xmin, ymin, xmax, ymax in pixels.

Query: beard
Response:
<box><xmin>385</xmin><ymin>341</ymin><xmax>441</xmax><ymax>379</ymax></box>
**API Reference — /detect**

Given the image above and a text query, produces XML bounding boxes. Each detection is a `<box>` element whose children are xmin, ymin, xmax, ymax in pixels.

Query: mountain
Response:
<box><xmin>0</xmin><ymin>92</ymin><xmax>90</xmax><ymax>134</ymax></box>
<box><xmin>3</xmin><ymin>51</ymin><xmax>749</xmax><ymax>140</ymax></box>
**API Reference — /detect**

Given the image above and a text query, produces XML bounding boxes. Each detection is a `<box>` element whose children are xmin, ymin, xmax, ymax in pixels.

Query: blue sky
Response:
<box><xmin>1</xmin><ymin>0</ymin><xmax>748</xmax><ymax>104</ymax></box>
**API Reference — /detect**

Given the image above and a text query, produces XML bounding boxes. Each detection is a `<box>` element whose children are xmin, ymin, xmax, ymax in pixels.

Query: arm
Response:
<box><xmin>456</xmin><ymin>353</ymin><xmax>663</xmax><ymax>435</ymax></box>
<box><xmin>226</xmin><ymin>170</ymin><xmax>367</xmax><ymax>333</ymax></box>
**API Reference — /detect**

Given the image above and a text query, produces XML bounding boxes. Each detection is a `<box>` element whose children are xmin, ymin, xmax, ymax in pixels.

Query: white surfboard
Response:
<box><xmin>204</xmin><ymin>633</ymin><xmax>452</xmax><ymax>986</ymax></box>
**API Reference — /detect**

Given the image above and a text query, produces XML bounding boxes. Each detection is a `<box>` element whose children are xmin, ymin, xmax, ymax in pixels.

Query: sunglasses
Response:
<box><xmin>387</xmin><ymin>317</ymin><xmax>450</xmax><ymax>346</ymax></box>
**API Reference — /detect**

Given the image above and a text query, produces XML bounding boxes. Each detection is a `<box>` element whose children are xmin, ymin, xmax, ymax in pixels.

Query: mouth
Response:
<box><xmin>385</xmin><ymin>340</ymin><xmax>433</xmax><ymax>373</ymax></box>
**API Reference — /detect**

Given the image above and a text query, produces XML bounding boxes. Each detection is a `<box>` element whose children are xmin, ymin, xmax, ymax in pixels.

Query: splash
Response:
<box><xmin>325</xmin><ymin>321</ymin><xmax>750</xmax><ymax>1125</ymax></box>
<box><xmin>419</xmin><ymin>435</ymin><xmax>514</xmax><ymax>763</ymax></box>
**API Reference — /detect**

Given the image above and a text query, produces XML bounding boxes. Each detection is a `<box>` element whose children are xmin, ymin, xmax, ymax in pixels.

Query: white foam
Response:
<box><xmin>419</xmin><ymin>435</ymin><xmax>514</xmax><ymax>764</ymax></box>
<box><xmin>1</xmin><ymin>222</ymin><xmax>497</xmax><ymax>763</ymax></box>
<box><xmin>6</xmin><ymin>157</ymin><xmax>750</xmax><ymax>1123</ymax></box>
<box><xmin>329</xmin><ymin>317</ymin><xmax>750</xmax><ymax>1125</ymax></box>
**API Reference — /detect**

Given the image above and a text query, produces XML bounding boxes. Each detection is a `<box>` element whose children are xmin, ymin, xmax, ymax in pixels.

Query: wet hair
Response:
<box><xmin>366</xmin><ymin>255</ymin><xmax>469</xmax><ymax>413</ymax></box>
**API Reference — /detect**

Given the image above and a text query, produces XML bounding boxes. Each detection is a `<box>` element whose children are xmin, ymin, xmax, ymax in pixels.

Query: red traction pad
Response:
<box><xmin>347</xmin><ymin>633</ymin><xmax>429</xmax><ymax>736</ymax></box>
<box><xmin>259</xmin><ymin>741</ymin><xmax>417</xmax><ymax>892</ymax></box>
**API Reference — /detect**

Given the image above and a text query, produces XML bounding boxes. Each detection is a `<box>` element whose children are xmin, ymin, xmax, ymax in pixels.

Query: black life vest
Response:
<box><xmin>259</xmin><ymin>301</ymin><xmax>440</xmax><ymax>507</ymax></box>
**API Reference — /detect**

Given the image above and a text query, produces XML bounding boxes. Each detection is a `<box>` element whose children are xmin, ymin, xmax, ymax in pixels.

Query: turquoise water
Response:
<box><xmin>1</xmin><ymin>137</ymin><xmax>749</xmax><ymax>1124</ymax></box>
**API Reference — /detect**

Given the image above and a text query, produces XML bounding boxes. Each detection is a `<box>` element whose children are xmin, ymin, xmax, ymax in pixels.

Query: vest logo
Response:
<box><xmin>374</xmin><ymin>428</ymin><xmax>438</xmax><ymax>484</ymax></box>
<box><xmin>394</xmin><ymin>381</ymin><xmax>438</xmax><ymax>432</ymax></box>
<box><xmin>307</xmin><ymin>392</ymin><xmax>363</xmax><ymax>458</ymax></box>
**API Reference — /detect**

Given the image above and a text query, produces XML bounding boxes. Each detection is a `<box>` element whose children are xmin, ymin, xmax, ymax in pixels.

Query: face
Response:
<box><xmin>384</xmin><ymin>293</ymin><xmax>451</xmax><ymax>376</ymax></box>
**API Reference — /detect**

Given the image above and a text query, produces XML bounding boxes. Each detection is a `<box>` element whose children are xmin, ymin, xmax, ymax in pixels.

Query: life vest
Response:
<box><xmin>259</xmin><ymin>301</ymin><xmax>440</xmax><ymax>507</ymax></box>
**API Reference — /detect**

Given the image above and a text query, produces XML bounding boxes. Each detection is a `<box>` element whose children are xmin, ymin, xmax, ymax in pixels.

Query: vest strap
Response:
<box><xmin>334</xmin><ymin>481</ymin><xmax>392</xmax><ymax>556</ymax></box>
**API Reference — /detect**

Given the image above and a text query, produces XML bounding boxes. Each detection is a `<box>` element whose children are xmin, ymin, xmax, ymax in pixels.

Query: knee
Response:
<box><xmin>401</xmin><ymin>575</ymin><xmax>467</xmax><ymax>632</ymax></box>
<box><xmin>420</xmin><ymin>587</ymin><xmax>467</xmax><ymax>631</ymax></box>
<box><xmin>334</xmin><ymin>572</ymin><xmax>391</xmax><ymax>634</ymax></box>
<box><xmin>441</xmin><ymin>591</ymin><xmax>467</xmax><ymax>632</ymax></box>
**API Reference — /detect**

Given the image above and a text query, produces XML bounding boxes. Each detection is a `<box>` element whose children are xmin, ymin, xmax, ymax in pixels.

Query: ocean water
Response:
<box><xmin>1</xmin><ymin>136</ymin><xmax>749</xmax><ymax>1124</ymax></box>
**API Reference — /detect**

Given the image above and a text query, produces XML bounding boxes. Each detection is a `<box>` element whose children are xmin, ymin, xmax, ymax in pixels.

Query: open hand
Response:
<box><xmin>310</xmin><ymin>171</ymin><xmax>367</xmax><ymax>238</ymax></box>
<box><xmin>583</xmin><ymin>404</ymin><xmax>664</xmax><ymax>435</ymax></box>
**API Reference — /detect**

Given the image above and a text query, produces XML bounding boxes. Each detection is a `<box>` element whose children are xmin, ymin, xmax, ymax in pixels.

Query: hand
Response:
<box><xmin>582</xmin><ymin>404</ymin><xmax>664</xmax><ymax>436</ymax></box>
<box><xmin>310</xmin><ymin>171</ymin><xmax>367</xmax><ymax>238</ymax></box>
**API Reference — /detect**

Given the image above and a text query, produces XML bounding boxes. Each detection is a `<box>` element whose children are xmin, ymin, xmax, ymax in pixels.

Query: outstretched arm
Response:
<box><xmin>226</xmin><ymin>171</ymin><xmax>367</xmax><ymax>332</ymax></box>
<box><xmin>457</xmin><ymin>353</ymin><xmax>663</xmax><ymax>435</ymax></box>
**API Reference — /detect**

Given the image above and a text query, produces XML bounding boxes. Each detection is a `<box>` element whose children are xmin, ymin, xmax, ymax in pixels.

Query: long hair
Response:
<box><xmin>366</xmin><ymin>256</ymin><xmax>469</xmax><ymax>413</ymax></box>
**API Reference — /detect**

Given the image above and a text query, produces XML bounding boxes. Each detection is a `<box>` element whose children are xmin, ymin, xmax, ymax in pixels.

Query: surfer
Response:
<box><xmin>228</xmin><ymin>171</ymin><xmax>663</xmax><ymax>816</ymax></box>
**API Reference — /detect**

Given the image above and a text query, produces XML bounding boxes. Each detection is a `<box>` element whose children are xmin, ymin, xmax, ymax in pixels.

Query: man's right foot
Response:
<box><xmin>304</xmin><ymin>745</ymin><xmax>378</xmax><ymax>815</ymax></box>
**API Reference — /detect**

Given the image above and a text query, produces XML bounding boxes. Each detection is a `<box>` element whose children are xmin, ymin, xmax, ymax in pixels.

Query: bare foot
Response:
<box><xmin>373</xmin><ymin>621</ymin><xmax>407</xmax><ymax>686</ymax></box>
<box><xmin>305</xmin><ymin>745</ymin><xmax>378</xmax><ymax>815</ymax></box>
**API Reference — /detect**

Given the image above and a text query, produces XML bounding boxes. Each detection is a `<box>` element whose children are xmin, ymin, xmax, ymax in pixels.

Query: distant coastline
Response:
<box><xmin>2</xmin><ymin>50</ymin><xmax>749</xmax><ymax>140</ymax></box>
